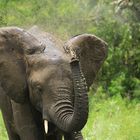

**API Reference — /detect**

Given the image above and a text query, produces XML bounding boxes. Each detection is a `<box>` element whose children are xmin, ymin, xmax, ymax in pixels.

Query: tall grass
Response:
<box><xmin>83</xmin><ymin>89</ymin><xmax>140</xmax><ymax>140</ymax></box>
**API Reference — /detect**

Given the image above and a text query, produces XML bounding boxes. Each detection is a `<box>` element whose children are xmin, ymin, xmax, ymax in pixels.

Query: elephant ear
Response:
<box><xmin>0</xmin><ymin>27</ymin><xmax>43</xmax><ymax>103</ymax></box>
<box><xmin>64</xmin><ymin>34</ymin><xmax>108</xmax><ymax>89</ymax></box>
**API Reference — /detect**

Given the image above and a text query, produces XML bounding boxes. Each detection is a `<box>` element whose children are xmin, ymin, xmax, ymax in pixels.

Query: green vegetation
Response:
<box><xmin>0</xmin><ymin>112</ymin><xmax>8</xmax><ymax>140</ymax></box>
<box><xmin>83</xmin><ymin>89</ymin><xmax>140</xmax><ymax>140</ymax></box>
<box><xmin>0</xmin><ymin>0</ymin><xmax>140</xmax><ymax>139</ymax></box>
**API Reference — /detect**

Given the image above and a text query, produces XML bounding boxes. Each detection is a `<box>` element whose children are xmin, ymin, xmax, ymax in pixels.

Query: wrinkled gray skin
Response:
<box><xmin>0</xmin><ymin>26</ymin><xmax>107</xmax><ymax>140</ymax></box>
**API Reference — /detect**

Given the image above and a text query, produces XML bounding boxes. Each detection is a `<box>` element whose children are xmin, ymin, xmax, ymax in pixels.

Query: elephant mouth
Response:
<box><xmin>44</xmin><ymin>120</ymin><xmax>48</xmax><ymax>134</ymax></box>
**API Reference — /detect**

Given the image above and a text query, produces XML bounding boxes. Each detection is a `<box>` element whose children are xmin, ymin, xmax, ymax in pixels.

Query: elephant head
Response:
<box><xmin>0</xmin><ymin>27</ymin><xmax>107</xmax><ymax>134</ymax></box>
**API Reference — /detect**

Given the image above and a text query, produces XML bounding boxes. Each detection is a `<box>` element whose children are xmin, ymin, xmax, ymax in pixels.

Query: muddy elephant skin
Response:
<box><xmin>0</xmin><ymin>26</ymin><xmax>107</xmax><ymax>140</ymax></box>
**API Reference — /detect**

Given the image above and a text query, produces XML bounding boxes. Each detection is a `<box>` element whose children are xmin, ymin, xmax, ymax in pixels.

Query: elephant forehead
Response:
<box><xmin>43</xmin><ymin>45</ymin><xmax>63</xmax><ymax>60</ymax></box>
<box><xmin>27</xmin><ymin>53</ymin><xmax>70</xmax><ymax>70</ymax></box>
<box><xmin>29</xmin><ymin>62</ymin><xmax>71</xmax><ymax>84</ymax></box>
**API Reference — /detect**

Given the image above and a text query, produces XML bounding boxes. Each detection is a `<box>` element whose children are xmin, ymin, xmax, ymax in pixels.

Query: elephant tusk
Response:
<box><xmin>44</xmin><ymin>120</ymin><xmax>48</xmax><ymax>134</ymax></box>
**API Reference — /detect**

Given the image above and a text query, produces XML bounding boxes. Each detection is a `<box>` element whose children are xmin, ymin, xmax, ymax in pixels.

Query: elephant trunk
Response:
<box><xmin>49</xmin><ymin>59</ymin><xmax>88</xmax><ymax>133</ymax></box>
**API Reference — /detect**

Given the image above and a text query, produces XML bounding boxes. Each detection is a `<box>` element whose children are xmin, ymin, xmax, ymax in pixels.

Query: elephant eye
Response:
<box><xmin>33</xmin><ymin>83</ymin><xmax>43</xmax><ymax>95</ymax></box>
<box><xmin>36</xmin><ymin>85</ymin><xmax>42</xmax><ymax>94</ymax></box>
<box><xmin>36</xmin><ymin>86</ymin><xmax>42</xmax><ymax>92</ymax></box>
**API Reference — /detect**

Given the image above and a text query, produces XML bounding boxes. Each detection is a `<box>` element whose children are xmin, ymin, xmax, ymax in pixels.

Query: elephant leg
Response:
<box><xmin>0</xmin><ymin>87</ymin><xmax>20</xmax><ymax>140</ymax></box>
<box><xmin>11</xmin><ymin>101</ymin><xmax>41</xmax><ymax>140</ymax></box>
<box><xmin>64</xmin><ymin>131</ymin><xmax>84</xmax><ymax>140</ymax></box>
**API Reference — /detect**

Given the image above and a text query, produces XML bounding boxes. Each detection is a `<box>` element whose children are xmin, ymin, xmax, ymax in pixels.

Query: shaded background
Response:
<box><xmin>0</xmin><ymin>0</ymin><xmax>140</xmax><ymax>139</ymax></box>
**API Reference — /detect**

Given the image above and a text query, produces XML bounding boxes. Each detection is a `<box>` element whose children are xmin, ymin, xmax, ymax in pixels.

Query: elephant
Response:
<box><xmin>0</xmin><ymin>26</ymin><xmax>107</xmax><ymax>140</ymax></box>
